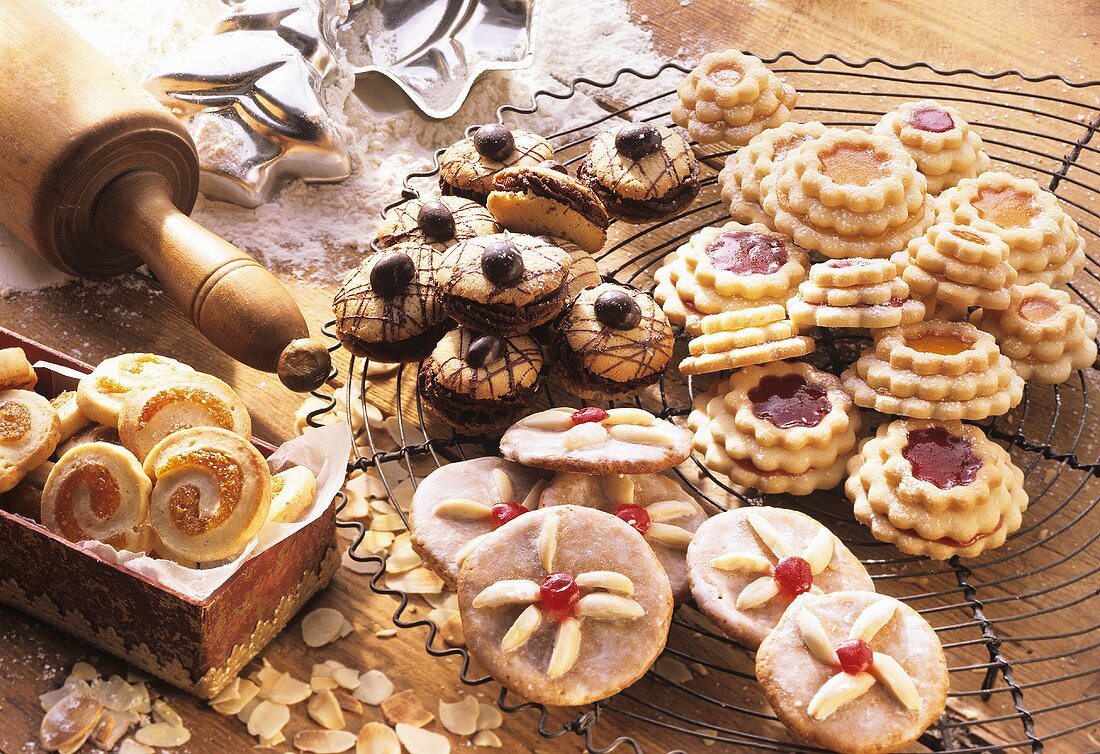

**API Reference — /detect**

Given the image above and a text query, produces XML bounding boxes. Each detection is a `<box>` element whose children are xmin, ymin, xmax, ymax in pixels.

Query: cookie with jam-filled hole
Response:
<box><xmin>439</xmin><ymin>125</ymin><xmax>554</xmax><ymax>203</ymax></box>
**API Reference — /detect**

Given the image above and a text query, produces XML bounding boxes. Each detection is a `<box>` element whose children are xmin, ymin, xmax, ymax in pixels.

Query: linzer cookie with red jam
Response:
<box><xmin>332</xmin><ymin>242</ymin><xmax>451</xmax><ymax>362</ymax></box>
<box><xmin>539</xmin><ymin>472</ymin><xmax>708</xmax><ymax>602</ymax></box>
<box><xmin>874</xmin><ymin>100</ymin><xmax>991</xmax><ymax>194</ymax></box>
<box><xmin>550</xmin><ymin>283</ymin><xmax>674</xmax><ymax>398</ymax></box>
<box><xmin>971</xmin><ymin>282</ymin><xmax>1099</xmax><ymax>384</ymax></box>
<box><xmin>846</xmin><ymin>419</ymin><xmax>1028</xmax><ymax>559</ymax></box>
<box><xmin>756</xmin><ymin>591</ymin><xmax>948</xmax><ymax>754</ymax></box>
<box><xmin>935</xmin><ymin>171</ymin><xmax>1085</xmax><ymax>287</ymax></box>
<box><xmin>439</xmin><ymin>124</ymin><xmax>554</xmax><ymax>203</ymax></box>
<box><xmin>678</xmin><ymin>304</ymin><xmax>814</xmax><ymax>376</ymax></box>
<box><xmin>578</xmin><ymin>123</ymin><xmax>700</xmax><ymax>223</ymax></box>
<box><xmin>376</xmin><ymin>195</ymin><xmax>500</xmax><ymax>250</ymax></box>
<box><xmin>689</xmin><ymin>361</ymin><xmax>861</xmax><ymax>494</ymax></box>
<box><xmin>841</xmin><ymin>319</ymin><xmax>1024</xmax><ymax>420</ymax></box>
<box><xmin>686</xmin><ymin>508</ymin><xmax>872</xmax><ymax>649</ymax></box>
<box><xmin>410</xmin><ymin>458</ymin><xmax>550</xmax><ymax>587</ymax></box>
<box><xmin>671</xmin><ymin>49</ymin><xmax>797</xmax><ymax>146</ymax></box>
<box><xmin>500</xmin><ymin>406</ymin><xmax>692</xmax><ymax>475</ymax></box>
<box><xmin>437</xmin><ymin>232</ymin><xmax>572</xmax><ymax>336</ymax></box>
<box><xmin>896</xmin><ymin>223</ymin><xmax>1017</xmax><ymax>311</ymax></box>
<box><xmin>457</xmin><ymin>506</ymin><xmax>673</xmax><ymax>706</ymax></box>
<box><xmin>418</xmin><ymin>329</ymin><xmax>544</xmax><ymax>433</ymax></box>
<box><xmin>761</xmin><ymin>129</ymin><xmax>934</xmax><ymax>259</ymax></box>
<box><xmin>788</xmin><ymin>258</ymin><xmax>925</xmax><ymax>329</ymax></box>
<box><xmin>0</xmin><ymin>389</ymin><xmax>60</xmax><ymax>493</ymax></box>
<box><xmin>487</xmin><ymin>164</ymin><xmax>610</xmax><ymax>253</ymax></box>
<box><xmin>718</xmin><ymin>121</ymin><xmax>831</xmax><ymax>227</ymax></box>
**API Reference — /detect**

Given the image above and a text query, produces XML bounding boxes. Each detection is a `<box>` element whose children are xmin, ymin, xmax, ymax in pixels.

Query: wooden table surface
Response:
<box><xmin>1</xmin><ymin>1</ymin><xmax>1097</xmax><ymax>753</ymax></box>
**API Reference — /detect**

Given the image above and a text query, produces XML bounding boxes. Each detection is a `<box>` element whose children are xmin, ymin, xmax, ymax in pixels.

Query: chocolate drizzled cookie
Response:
<box><xmin>439</xmin><ymin>125</ymin><xmax>554</xmax><ymax>203</ymax></box>
<box><xmin>376</xmin><ymin>195</ymin><xmax>500</xmax><ymax>250</ymax></box>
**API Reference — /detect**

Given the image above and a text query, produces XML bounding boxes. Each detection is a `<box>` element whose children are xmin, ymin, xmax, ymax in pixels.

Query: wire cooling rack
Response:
<box><xmin>309</xmin><ymin>53</ymin><xmax>1100</xmax><ymax>752</ymax></box>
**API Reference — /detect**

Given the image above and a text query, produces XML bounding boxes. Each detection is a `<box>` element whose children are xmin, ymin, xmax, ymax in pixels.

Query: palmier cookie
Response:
<box><xmin>0</xmin><ymin>347</ymin><xmax>37</xmax><ymax>390</ymax></box>
<box><xmin>756</xmin><ymin>591</ymin><xmax>948</xmax><ymax>754</ymax></box>
<box><xmin>376</xmin><ymin>195</ymin><xmax>500</xmax><ymax>250</ymax></box>
<box><xmin>874</xmin><ymin>100</ymin><xmax>990</xmax><ymax>194</ymax></box>
<box><xmin>76</xmin><ymin>353</ymin><xmax>194</xmax><ymax>427</ymax></box>
<box><xmin>332</xmin><ymin>242</ymin><xmax>451</xmax><ymax>362</ymax></box>
<box><xmin>438</xmin><ymin>233</ymin><xmax>571</xmax><ymax>336</ymax></box>
<box><xmin>487</xmin><ymin>165</ymin><xmax>610</xmax><ymax>253</ymax></box>
<box><xmin>268</xmin><ymin>465</ymin><xmax>317</xmax><ymax>524</ymax></box>
<box><xmin>896</xmin><ymin>223</ymin><xmax>1017</xmax><ymax>311</ymax></box>
<box><xmin>846</xmin><ymin>419</ymin><xmax>1028</xmax><ymax>560</ymax></box>
<box><xmin>550</xmin><ymin>282</ymin><xmax>673</xmax><ymax>398</ymax></box>
<box><xmin>144</xmin><ymin>427</ymin><xmax>272</xmax><ymax>563</ymax></box>
<box><xmin>118</xmin><ymin>372</ymin><xmax>252</xmax><ymax>461</ymax></box>
<box><xmin>971</xmin><ymin>282</ymin><xmax>1099</xmax><ymax>384</ymax></box>
<box><xmin>679</xmin><ymin>305</ymin><xmax>814</xmax><ymax>377</ymax></box>
<box><xmin>578</xmin><ymin>124</ymin><xmax>700</xmax><ymax>223</ymax></box>
<box><xmin>788</xmin><ymin>258</ymin><xmax>925</xmax><ymax>329</ymax></box>
<box><xmin>439</xmin><ymin>125</ymin><xmax>554</xmax><ymax>203</ymax></box>
<box><xmin>500</xmin><ymin>406</ymin><xmax>692</xmax><ymax>475</ymax></box>
<box><xmin>841</xmin><ymin>319</ymin><xmax>1024</xmax><ymax>421</ymax></box>
<box><xmin>539</xmin><ymin>473</ymin><xmax>708</xmax><ymax>603</ymax></box>
<box><xmin>410</xmin><ymin>458</ymin><xmax>550</xmax><ymax>588</ymax></box>
<box><xmin>671</xmin><ymin>49</ymin><xmax>797</xmax><ymax>146</ymax></box>
<box><xmin>42</xmin><ymin>442</ymin><xmax>151</xmax><ymax>552</ymax></box>
<box><xmin>0</xmin><ymin>390</ymin><xmax>60</xmax><ymax>493</ymax></box>
<box><xmin>687</xmin><ymin>508</ymin><xmax>872</xmax><ymax>649</ymax></box>
<box><xmin>418</xmin><ymin>329</ymin><xmax>544</xmax><ymax>434</ymax></box>
<box><xmin>457</xmin><ymin>506</ymin><xmax>673</xmax><ymax>706</ymax></box>
<box><xmin>49</xmin><ymin>391</ymin><xmax>91</xmax><ymax>443</ymax></box>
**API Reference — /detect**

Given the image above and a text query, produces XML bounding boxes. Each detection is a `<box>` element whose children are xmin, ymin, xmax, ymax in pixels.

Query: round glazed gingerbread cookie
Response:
<box><xmin>457</xmin><ymin>506</ymin><xmax>673</xmax><ymax>706</ymax></box>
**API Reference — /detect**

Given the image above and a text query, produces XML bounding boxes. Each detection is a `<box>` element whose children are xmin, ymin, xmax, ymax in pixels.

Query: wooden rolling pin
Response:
<box><xmin>0</xmin><ymin>0</ymin><xmax>331</xmax><ymax>392</ymax></box>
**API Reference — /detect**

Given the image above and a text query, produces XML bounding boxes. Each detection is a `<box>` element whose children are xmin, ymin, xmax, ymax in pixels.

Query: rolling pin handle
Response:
<box><xmin>278</xmin><ymin>338</ymin><xmax>333</xmax><ymax>393</ymax></box>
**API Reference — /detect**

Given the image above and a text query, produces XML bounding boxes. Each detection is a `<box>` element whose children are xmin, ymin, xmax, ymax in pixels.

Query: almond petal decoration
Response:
<box><xmin>521</xmin><ymin>479</ymin><xmax>547</xmax><ymax>508</ymax></box>
<box><xmin>433</xmin><ymin>499</ymin><xmax>493</xmax><ymax>520</ymax></box>
<box><xmin>808</xmin><ymin>585</ymin><xmax>824</xmax><ymax>595</ymax></box>
<box><xmin>710</xmin><ymin>552</ymin><xmax>772</xmax><ymax>573</ymax></box>
<box><xmin>644</xmin><ymin>499</ymin><xmax>696</xmax><ymax>522</ymax></box>
<box><xmin>472</xmin><ymin>579</ymin><xmax>540</xmax><ymax>608</ymax></box>
<box><xmin>736</xmin><ymin>576</ymin><xmax>780</xmax><ymax>610</ymax></box>
<box><xmin>538</xmin><ymin>513</ymin><xmax>559</xmax><ymax>572</ymax></box>
<box><xmin>454</xmin><ymin>532</ymin><xmax>490</xmax><ymax>568</ymax></box>
<box><xmin>746</xmin><ymin>512</ymin><xmax>794</xmax><ymax>560</ymax></box>
<box><xmin>574</xmin><ymin>570</ymin><xmax>635</xmax><ymax>595</ymax></box>
<box><xmin>491</xmin><ymin>468</ymin><xmax>514</xmax><ymax>503</ymax></box>
<box><xmin>547</xmin><ymin>617</ymin><xmax>582</xmax><ymax>678</ymax></box>
<box><xmin>801</xmin><ymin>528</ymin><xmax>835</xmax><ymax>575</ymax></box>
<box><xmin>604</xmin><ymin>474</ymin><xmax>635</xmax><ymax>506</ymax></box>
<box><xmin>848</xmin><ymin>600</ymin><xmax>898</xmax><ymax>643</ymax></box>
<box><xmin>608</xmin><ymin>423</ymin><xmax>676</xmax><ymax>446</ymax></box>
<box><xmin>797</xmin><ymin>609</ymin><xmax>840</xmax><ymax>667</ymax></box>
<box><xmin>563</xmin><ymin>422</ymin><xmax>609</xmax><ymax>449</ymax></box>
<box><xmin>575</xmin><ymin>593</ymin><xmax>645</xmax><ymax>619</ymax></box>
<box><xmin>500</xmin><ymin>604</ymin><xmax>541</xmax><ymax>652</ymax></box>
<box><xmin>646</xmin><ymin>522</ymin><xmax>694</xmax><ymax>549</ymax></box>
<box><xmin>600</xmin><ymin>407</ymin><xmax>656</xmax><ymax>426</ymax></box>
<box><xmin>517</xmin><ymin>409</ymin><xmax>574</xmax><ymax>431</ymax></box>
<box><xmin>872</xmin><ymin>652</ymin><xmax>921</xmax><ymax>711</ymax></box>
<box><xmin>806</xmin><ymin>671</ymin><xmax>876</xmax><ymax>721</ymax></box>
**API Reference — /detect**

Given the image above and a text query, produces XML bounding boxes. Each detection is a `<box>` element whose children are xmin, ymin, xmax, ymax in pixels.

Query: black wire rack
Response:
<box><xmin>308</xmin><ymin>53</ymin><xmax>1100</xmax><ymax>753</ymax></box>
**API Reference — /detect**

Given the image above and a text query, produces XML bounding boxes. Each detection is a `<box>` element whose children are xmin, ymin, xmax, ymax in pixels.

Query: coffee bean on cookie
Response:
<box><xmin>417</xmin><ymin>200</ymin><xmax>456</xmax><ymax>241</ymax></box>
<box><xmin>466</xmin><ymin>334</ymin><xmax>505</xmax><ymax>367</ymax></box>
<box><xmin>370</xmin><ymin>251</ymin><xmax>416</xmax><ymax>295</ymax></box>
<box><xmin>481</xmin><ymin>240</ymin><xmax>525</xmax><ymax>286</ymax></box>
<box><xmin>615</xmin><ymin>123</ymin><xmax>662</xmax><ymax>159</ymax></box>
<box><xmin>595</xmin><ymin>289</ymin><xmax>642</xmax><ymax>330</ymax></box>
<box><xmin>473</xmin><ymin>124</ymin><xmax>515</xmax><ymax>161</ymax></box>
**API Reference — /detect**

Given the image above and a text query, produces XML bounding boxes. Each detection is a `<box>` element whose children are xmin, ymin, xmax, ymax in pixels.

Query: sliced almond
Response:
<box><xmin>90</xmin><ymin>676</ymin><xmax>143</xmax><ymax>712</ymax></box>
<box><xmin>472</xmin><ymin>730</ymin><xmax>502</xmax><ymax>748</ymax></box>
<box><xmin>562</xmin><ymin>421</ymin><xmax>608</xmax><ymax>449</ymax></box>
<box><xmin>386</xmin><ymin>535</ymin><xmax>423</xmax><ymax>574</ymax></box>
<box><xmin>735</xmin><ymin>576</ymin><xmax>780</xmax><ymax>610</ymax></box>
<box><xmin>381</xmin><ymin>689</ymin><xmax>433</xmax><ymax>728</ymax></box>
<box><xmin>40</xmin><ymin>680</ymin><xmax>89</xmax><ymax>713</ymax></box>
<box><xmin>356</xmin><ymin>722</ymin><xmax>400</xmax><ymax>754</ymax></box>
<box><xmin>295</xmin><ymin>729</ymin><xmax>358</xmax><ymax>753</ymax></box>
<box><xmin>806</xmin><ymin>671</ymin><xmax>875</xmax><ymax>721</ymax></box>
<box><xmin>117</xmin><ymin>739</ymin><xmax>154</xmax><ymax>754</ymax></box>
<box><xmin>439</xmin><ymin>694</ymin><xmax>479</xmax><ymax>736</ymax></box>
<box><xmin>340</xmin><ymin>618</ymin><xmax>355</xmax><ymax>638</ymax></box>
<box><xmin>491</xmin><ymin>468</ymin><xmax>514</xmax><ymax>503</ymax></box>
<box><xmin>90</xmin><ymin>709</ymin><xmax>138</xmax><ymax>749</ymax></box>
<box><xmin>334</xmin><ymin>689</ymin><xmax>364</xmax><ymax>714</ymax></box>
<box><xmin>608</xmin><ymin>423</ymin><xmax>677</xmax><ymax>446</ymax></box>
<box><xmin>151</xmin><ymin>699</ymin><xmax>182</xmax><ymax>728</ymax></box>
<box><xmin>433</xmin><ymin>499</ymin><xmax>493</xmax><ymax>521</ymax></box>
<box><xmin>600</xmin><ymin>407</ymin><xmax>656</xmax><ymax>426</ymax></box>
<box><xmin>546</xmin><ymin>617</ymin><xmax>581</xmax><ymax>678</ymax></box>
<box><xmin>517</xmin><ymin>410</ymin><xmax>573</xmax><ymax>431</ymax></box>
<box><xmin>247</xmin><ymin>700</ymin><xmax>290</xmax><ymax>740</ymax></box>
<box><xmin>520</xmin><ymin>479</ymin><xmax>547</xmax><ymax>508</ymax></box>
<box><xmin>208</xmin><ymin>677</ymin><xmax>241</xmax><ymax>707</ymax></box>
<box><xmin>302</xmin><ymin>608</ymin><xmax>348</xmax><ymax>648</ymax></box>
<box><xmin>211</xmin><ymin>678</ymin><xmax>259</xmax><ymax>715</ymax></box>
<box><xmin>603</xmin><ymin>474</ymin><xmax>634</xmax><ymax>506</ymax></box>
<box><xmin>236</xmin><ymin>697</ymin><xmax>260</xmax><ymax>725</ymax></box>
<box><xmin>501</xmin><ymin>604</ymin><xmax>541</xmax><ymax>653</ymax></box>
<box><xmin>425</xmin><ymin>590</ymin><xmax>459</xmax><ymax>611</ymax></box>
<box><xmin>710</xmin><ymin>552</ymin><xmax>771</xmax><ymax>572</ymax></box>
<box><xmin>371</xmin><ymin>513</ymin><xmax>408</xmax><ymax>533</ymax></box>
<box><xmin>453</xmin><ymin>533</ymin><xmax>490</xmax><ymax>567</ymax></box>
<box><xmin>385</xmin><ymin>566</ymin><xmax>444</xmax><ymax>595</ymax></box>
<box><xmin>439</xmin><ymin>612</ymin><xmax>465</xmax><ymax>647</ymax></box>
<box><xmin>68</xmin><ymin>663</ymin><xmax>99</xmax><ymax>682</ymax></box>
<box><xmin>797</xmin><ymin>608</ymin><xmax>840</xmax><ymax>667</ymax></box>
<box><xmin>645</xmin><ymin>499</ymin><xmax>696</xmax><ymax>522</ymax></box>
<box><xmin>848</xmin><ymin>599</ymin><xmax>898</xmax><ymax>643</ymax></box>
<box><xmin>475</xmin><ymin>703</ymin><xmax>503</xmax><ymax>731</ymax></box>
<box><xmin>574</xmin><ymin>570</ymin><xmax>634</xmax><ymax>595</ymax></box>
<box><xmin>801</xmin><ymin>528</ymin><xmax>835</xmax><ymax>574</ymax></box>
<box><xmin>258</xmin><ymin>731</ymin><xmax>286</xmax><ymax>748</ymax></box>
<box><xmin>537</xmin><ymin>512</ymin><xmax>559</xmax><ymax>572</ymax></box>
<box><xmin>746</xmin><ymin>512</ymin><xmax>794</xmax><ymax>559</ymax></box>
<box><xmin>353</xmin><ymin>670</ymin><xmax>394</xmax><ymax>706</ymax></box>
<box><xmin>308</xmin><ymin>690</ymin><xmax>346</xmax><ymax>730</ymax></box>
<box><xmin>264</xmin><ymin>672</ymin><xmax>312</xmax><ymax>704</ymax></box>
<box><xmin>575</xmin><ymin>593</ymin><xmax>645</xmax><ymax>619</ymax></box>
<box><xmin>333</xmin><ymin>666</ymin><xmax>361</xmax><ymax>690</ymax></box>
<box><xmin>40</xmin><ymin>690</ymin><xmax>102</xmax><ymax>752</ymax></box>
<box><xmin>472</xmin><ymin>579</ymin><xmax>539</xmax><ymax>608</ymax></box>
<box><xmin>646</xmin><ymin>522</ymin><xmax>693</xmax><ymax>549</ymax></box>
<box><xmin>337</xmin><ymin>491</ymin><xmax>372</xmax><ymax>520</ymax></box>
<box><xmin>872</xmin><ymin>652</ymin><xmax>921</xmax><ymax>711</ymax></box>
<box><xmin>133</xmin><ymin>721</ymin><xmax>191</xmax><ymax>748</ymax></box>
<box><xmin>394</xmin><ymin>723</ymin><xmax>451</xmax><ymax>754</ymax></box>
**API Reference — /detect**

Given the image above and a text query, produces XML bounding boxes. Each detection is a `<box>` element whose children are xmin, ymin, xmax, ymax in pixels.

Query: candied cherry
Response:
<box><xmin>490</xmin><ymin>502</ymin><xmax>528</xmax><ymax>528</ymax></box>
<box><xmin>571</xmin><ymin>407</ymin><xmax>609</xmax><ymax>425</ymax></box>
<box><xmin>772</xmin><ymin>556</ymin><xmax>813</xmax><ymax>596</ymax></box>
<box><xmin>613</xmin><ymin>504</ymin><xmax>652</xmax><ymax>536</ymax></box>
<box><xmin>540</xmin><ymin>572</ymin><xmax>580</xmax><ymax>615</ymax></box>
<box><xmin>835</xmin><ymin>639</ymin><xmax>874</xmax><ymax>675</ymax></box>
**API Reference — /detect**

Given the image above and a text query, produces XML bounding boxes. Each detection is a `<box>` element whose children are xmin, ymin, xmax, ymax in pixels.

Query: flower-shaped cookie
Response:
<box><xmin>935</xmin><ymin>171</ymin><xmax>1084</xmax><ymax>286</ymax></box>
<box><xmin>688</xmin><ymin>361</ymin><xmax>860</xmax><ymax>494</ymax></box>
<box><xmin>971</xmin><ymin>282</ymin><xmax>1099</xmax><ymax>384</ymax></box>
<box><xmin>761</xmin><ymin>129</ymin><xmax>934</xmax><ymax>259</ymax></box>
<box><xmin>677</xmin><ymin>222</ymin><xmax>808</xmax><ymax>302</ymax></box>
<box><xmin>653</xmin><ymin>256</ymin><xmax>786</xmax><ymax>336</ymax></box>
<box><xmin>687</xmin><ymin>507</ymin><xmax>872</xmax><ymax>648</ymax></box>
<box><xmin>457</xmin><ymin>506</ymin><xmax>673</xmax><ymax>706</ymax></box>
<box><xmin>841</xmin><ymin>319</ymin><xmax>1024</xmax><ymax>420</ymax></box>
<box><xmin>896</xmin><ymin>223</ymin><xmax>1017</xmax><ymax>311</ymax></box>
<box><xmin>873</xmin><ymin>100</ymin><xmax>991</xmax><ymax>194</ymax></box>
<box><xmin>756</xmin><ymin>591</ymin><xmax>948</xmax><ymax>754</ymax></box>
<box><xmin>846</xmin><ymin>419</ymin><xmax>1028</xmax><ymax>559</ymax></box>
<box><xmin>719</xmin><ymin>121</ymin><xmax>832</xmax><ymax>227</ymax></box>
<box><xmin>679</xmin><ymin>305</ymin><xmax>815</xmax><ymax>376</ymax></box>
<box><xmin>672</xmin><ymin>50</ymin><xmax>797</xmax><ymax>146</ymax></box>
<box><xmin>788</xmin><ymin>258</ymin><xmax>925</xmax><ymax>329</ymax></box>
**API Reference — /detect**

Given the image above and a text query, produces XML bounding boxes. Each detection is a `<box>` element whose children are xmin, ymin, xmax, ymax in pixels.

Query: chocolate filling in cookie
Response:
<box><xmin>417</xmin><ymin>370</ymin><xmax>541</xmax><ymax>432</ymax></box>
<box><xmin>578</xmin><ymin>161</ymin><xmax>700</xmax><ymax>222</ymax></box>
<box><xmin>336</xmin><ymin>319</ymin><xmax>453</xmax><ymax>363</ymax></box>
<box><xmin>439</xmin><ymin>176</ymin><xmax>490</xmax><ymax>204</ymax></box>
<box><xmin>548</xmin><ymin>335</ymin><xmax>665</xmax><ymax>396</ymax></box>
<box><xmin>494</xmin><ymin>170</ymin><xmax>610</xmax><ymax>229</ymax></box>
<box><xmin>444</xmin><ymin>286</ymin><xmax>569</xmax><ymax>337</ymax></box>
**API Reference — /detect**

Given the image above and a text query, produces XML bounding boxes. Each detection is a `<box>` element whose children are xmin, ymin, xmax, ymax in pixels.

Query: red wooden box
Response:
<box><xmin>0</xmin><ymin>328</ymin><xmax>339</xmax><ymax>698</ymax></box>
